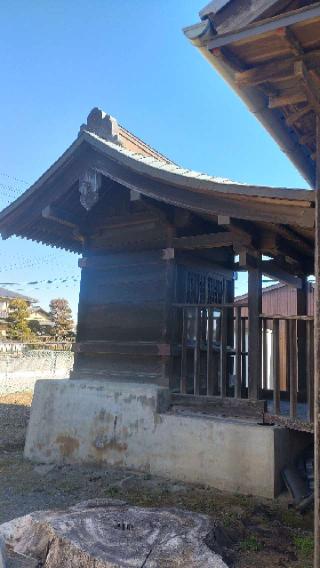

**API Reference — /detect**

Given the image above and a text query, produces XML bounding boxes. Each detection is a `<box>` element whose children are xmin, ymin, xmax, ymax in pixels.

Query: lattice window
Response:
<box><xmin>185</xmin><ymin>271</ymin><xmax>225</xmax><ymax>304</ymax></box>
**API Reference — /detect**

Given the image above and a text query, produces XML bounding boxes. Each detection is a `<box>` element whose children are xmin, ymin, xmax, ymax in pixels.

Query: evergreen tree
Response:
<box><xmin>49</xmin><ymin>298</ymin><xmax>74</xmax><ymax>339</ymax></box>
<box><xmin>7</xmin><ymin>299</ymin><xmax>32</xmax><ymax>341</ymax></box>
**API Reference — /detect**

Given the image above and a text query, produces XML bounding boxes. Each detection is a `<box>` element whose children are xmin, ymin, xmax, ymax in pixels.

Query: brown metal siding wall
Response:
<box><xmin>262</xmin><ymin>285</ymin><xmax>297</xmax><ymax>316</ymax></box>
<box><xmin>239</xmin><ymin>283</ymin><xmax>314</xmax><ymax>316</ymax></box>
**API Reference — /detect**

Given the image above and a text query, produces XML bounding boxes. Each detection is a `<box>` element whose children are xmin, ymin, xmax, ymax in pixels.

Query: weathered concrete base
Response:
<box><xmin>25</xmin><ymin>379</ymin><xmax>307</xmax><ymax>498</ymax></box>
<box><xmin>0</xmin><ymin>499</ymin><xmax>227</xmax><ymax>567</ymax></box>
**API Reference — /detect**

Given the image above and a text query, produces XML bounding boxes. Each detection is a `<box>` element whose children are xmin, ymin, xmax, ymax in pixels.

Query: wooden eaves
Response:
<box><xmin>0</xmin><ymin>123</ymin><xmax>314</xmax><ymax>278</ymax></box>
<box><xmin>184</xmin><ymin>2</ymin><xmax>320</xmax><ymax>188</ymax></box>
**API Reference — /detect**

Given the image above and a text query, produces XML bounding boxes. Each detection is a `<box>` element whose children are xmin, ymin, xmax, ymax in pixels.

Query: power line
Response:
<box><xmin>0</xmin><ymin>182</ymin><xmax>22</xmax><ymax>196</ymax></box>
<box><xmin>0</xmin><ymin>273</ymin><xmax>80</xmax><ymax>287</ymax></box>
<box><xmin>0</xmin><ymin>171</ymin><xmax>29</xmax><ymax>185</ymax></box>
<box><xmin>0</xmin><ymin>254</ymin><xmax>72</xmax><ymax>273</ymax></box>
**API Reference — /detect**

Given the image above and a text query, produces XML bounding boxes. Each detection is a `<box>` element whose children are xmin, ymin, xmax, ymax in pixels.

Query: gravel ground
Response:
<box><xmin>0</xmin><ymin>391</ymin><xmax>314</xmax><ymax>568</ymax></box>
<box><xmin>0</xmin><ymin>392</ymin><xmax>32</xmax><ymax>451</ymax></box>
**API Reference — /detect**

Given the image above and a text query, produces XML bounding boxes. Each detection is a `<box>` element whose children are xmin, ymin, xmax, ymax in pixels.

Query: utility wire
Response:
<box><xmin>0</xmin><ymin>171</ymin><xmax>29</xmax><ymax>185</ymax></box>
<box><xmin>0</xmin><ymin>273</ymin><xmax>80</xmax><ymax>285</ymax></box>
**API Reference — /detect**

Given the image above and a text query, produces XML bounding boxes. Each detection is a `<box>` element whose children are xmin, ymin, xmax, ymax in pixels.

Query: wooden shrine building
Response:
<box><xmin>0</xmin><ymin>107</ymin><xmax>314</xmax><ymax>396</ymax></box>
<box><xmin>0</xmin><ymin>107</ymin><xmax>316</xmax><ymax>503</ymax></box>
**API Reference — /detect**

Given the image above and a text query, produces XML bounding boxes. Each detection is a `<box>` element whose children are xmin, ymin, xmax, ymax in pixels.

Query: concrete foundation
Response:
<box><xmin>25</xmin><ymin>379</ymin><xmax>309</xmax><ymax>498</ymax></box>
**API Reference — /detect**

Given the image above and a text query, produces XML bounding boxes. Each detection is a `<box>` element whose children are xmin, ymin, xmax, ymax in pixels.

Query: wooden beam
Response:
<box><xmin>269</xmin><ymin>92</ymin><xmax>307</xmax><ymax>109</ymax></box>
<box><xmin>295</xmin><ymin>61</ymin><xmax>320</xmax><ymax>116</ymax></box>
<box><xmin>217</xmin><ymin>215</ymin><xmax>231</xmax><ymax>225</ymax></box>
<box><xmin>286</xmin><ymin>105</ymin><xmax>313</xmax><ymax>126</ymax></box>
<box><xmin>277</xmin><ymin>236</ymin><xmax>311</xmax><ymax>265</ymax></box>
<box><xmin>129</xmin><ymin>189</ymin><xmax>141</xmax><ymax>202</ymax></box>
<box><xmin>42</xmin><ymin>205</ymin><xmax>79</xmax><ymax>229</ymax></box>
<box><xmin>276</xmin><ymin>225</ymin><xmax>314</xmax><ymax>257</ymax></box>
<box><xmin>217</xmin><ymin>215</ymin><xmax>253</xmax><ymax>240</ymax></box>
<box><xmin>207</xmin><ymin>3</ymin><xmax>320</xmax><ymax>50</ymax></box>
<box><xmin>173</xmin><ymin>231</ymin><xmax>251</xmax><ymax>250</ymax></box>
<box><xmin>171</xmin><ymin>393</ymin><xmax>267</xmax><ymax>419</ymax></box>
<box><xmin>238</xmin><ymin>250</ymin><xmax>258</xmax><ymax>269</ymax></box>
<box><xmin>238</xmin><ymin>251</ymin><xmax>303</xmax><ymax>287</ymax></box>
<box><xmin>283</xmin><ymin>27</ymin><xmax>304</xmax><ymax>57</ymax></box>
<box><xmin>261</xmin><ymin>260</ymin><xmax>303</xmax><ymax>288</ymax></box>
<box><xmin>260</xmin><ymin>232</ymin><xmax>313</xmax><ymax>269</ymax></box>
<box><xmin>235</xmin><ymin>59</ymin><xmax>295</xmax><ymax>87</ymax></box>
<box><xmin>235</xmin><ymin>51</ymin><xmax>320</xmax><ymax>88</ymax></box>
<box><xmin>140</xmin><ymin>196</ymin><xmax>173</xmax><ymax>226</ymax></box>
<box><xmin>173</xmin><ymin>209</ymin><xmax>192</xmax><ymax>228</ymax></box>
<box><xmin>299</xmin><ymin>133</ymin><xmax>314</xmax><ymax>146</ymax></box>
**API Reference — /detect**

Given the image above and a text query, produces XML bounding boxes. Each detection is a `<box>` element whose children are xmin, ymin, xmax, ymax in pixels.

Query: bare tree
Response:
<box><xmin>49</xmin><ymin>298</ymin><xmax>74</xmax><ymax>340</ymax></box>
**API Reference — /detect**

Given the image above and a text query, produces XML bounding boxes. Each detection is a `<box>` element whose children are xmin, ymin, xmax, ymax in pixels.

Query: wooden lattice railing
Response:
<box><xmin>260</xmin><ymin>314</ymin><xmax>314</xmax><ymax>427</ymax></box>
<box><xmin>174</xmin><ymin>303</ymin><xmax>248</xmax><ymax>398</ymax></box>
<box><xmin>173</xmin><ymin>304</ymin><xmax>314</xmax><ymax>430</ymax></box>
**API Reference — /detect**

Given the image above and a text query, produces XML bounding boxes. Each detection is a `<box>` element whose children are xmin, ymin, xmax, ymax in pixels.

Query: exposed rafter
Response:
<box><xmin>238</xmin><ymin>250</ymin><xmax>303</xmax><ymax>287</ymax></box>
<box><xmin>42</xmin><ymin>205</ymin><xmax>79</xmax><ymax>229</ymax></box>
<box><xmin>172</xmin><ymin>231</ymin><xmax>251</xmax><ymax>250</ymax></box>
<box><xmin>207</xmin><ymin>4</ymin><xmax>320</xmax><ymax>50</ymax></box>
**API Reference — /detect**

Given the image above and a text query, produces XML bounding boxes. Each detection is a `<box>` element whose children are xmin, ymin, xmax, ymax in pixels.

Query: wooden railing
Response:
<box><xmin>261</xmin><ymin>314</ymin><xmax>314</xmax><ymax>426</ymax></box>
<box><xmin>174</xmin><ymin>303</ymin><xmax>248</xmax><ymax>398</ymax></box>
<box><xmin>174</xmin><ymin>304</ymin><xmax>314</xmax><ymax>430</ymax></box>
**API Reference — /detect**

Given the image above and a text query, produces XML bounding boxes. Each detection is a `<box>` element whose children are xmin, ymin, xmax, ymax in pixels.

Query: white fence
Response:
<box><xmin>0</xmin><ymin>343</ymin><xmax>74</xmax><ymax>394</ymax></box>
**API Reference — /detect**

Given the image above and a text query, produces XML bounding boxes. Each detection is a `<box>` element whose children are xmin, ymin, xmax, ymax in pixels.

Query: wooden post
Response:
<box><xmin>289</xmin><ymin>319</ymin><xmax>298</xmax><ymax>419</ymax></box>
<box><xmin>307</xmin><ymin>318</ymin><xmax>314</xmax><ymax>423</ymax></box>
<box><xmin>220</xmin><ymin>306</ymin><xmax>228</xmax><ymax>397</ymax></box>
<box><xmin>297</xmin><ymin>277</ymin><xmax>308</xmax><ymax>395</ymax></box>
<box><xmin>314</xmin><ymin>116</ymin><xmax>320</xmax><ymax>568</ymax></box>
<box><xmin>207</xmin><ymin>308</ymin><xmax>214</xmax><ymax>396</ymax></box>
<box><xmin>248</xmin><ymin>260</ymin><xmax>262</xmax><ymax>400</ymax></box>
<box><xmin>194</xmin><ymin>307</ymin><xmax>201</xmax><ymax>395</ymax></box>
<box><xmin>235</xmin><ymin>306</ymin><xmax>242</xmax><ymax>398</ymax></box>
<box><xmin>273</xmin><ymin>318</ymin><xmax>281</xmax><ymax>415</ymax></box>
<box><xmin>180</xmin><ymin>308</ymin><xmax>188</xmax><ymax>394</ymax></box>
<box><xmin>262</xmin><ymin>318</ymin><xmax>268</xmax><ymax>390</ymax></box>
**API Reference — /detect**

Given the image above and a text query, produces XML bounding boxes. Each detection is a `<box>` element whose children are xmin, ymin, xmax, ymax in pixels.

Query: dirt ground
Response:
<box><xmin>0</xmin><ymin>391</ymin><xmax>314</xmax><ymax>568</ymax></box>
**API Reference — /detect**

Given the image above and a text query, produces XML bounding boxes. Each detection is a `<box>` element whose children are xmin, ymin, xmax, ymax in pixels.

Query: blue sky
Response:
<box><xmin>0</xmin><ymin>0</ymin><xmax>309</xmax><ymax>318</ymax></box>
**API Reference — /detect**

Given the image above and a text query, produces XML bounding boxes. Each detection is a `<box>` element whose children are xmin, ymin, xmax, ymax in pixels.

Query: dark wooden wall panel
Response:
<box><xmin>78</xmin><ymin>304</ymin><xmax>167</xmax><ymax>342</ymax></box>
<box><xmin>73</xmin><ymin>353</ymin><xmax>169</xmax><ymax>386</ymax></box>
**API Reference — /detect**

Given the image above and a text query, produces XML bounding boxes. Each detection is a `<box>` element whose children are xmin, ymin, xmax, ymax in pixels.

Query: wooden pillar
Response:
<box><xmin>314</xmin><ymin>116</ymin><xmax>320</xmax><ymax>568</ymax></box>
<box><xmin>297</xmin><ymin>277</ymin><xmax>308</xmax><ymax>395</ymax></box>
<box><xmin>248</xmin><ymin>259</ymin><xmax>262</xmax><ymax>400</ymax></box>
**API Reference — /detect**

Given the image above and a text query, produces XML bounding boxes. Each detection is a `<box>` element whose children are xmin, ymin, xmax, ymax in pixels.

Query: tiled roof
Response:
<box><xmin>0</xmin><ymin>287</ymin><xmax>35</xmax><ymax>302</ymax></box>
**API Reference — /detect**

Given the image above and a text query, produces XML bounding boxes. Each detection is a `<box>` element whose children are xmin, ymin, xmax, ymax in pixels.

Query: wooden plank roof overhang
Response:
<box><xmin>0</xmin><ymin>107</ymin><xmax>315</xmax><ymax>277</ymax></box>
<box><xmin>184</xmin><ymin>0</ymin><xmax>320</xmax><ymax>189</ymax></box>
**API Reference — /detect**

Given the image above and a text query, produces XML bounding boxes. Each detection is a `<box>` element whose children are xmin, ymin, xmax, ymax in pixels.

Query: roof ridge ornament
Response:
<box><xmin>79</xmin><ymin>107</ymin><xmax>121</xmax><ymax>145</ymax></box>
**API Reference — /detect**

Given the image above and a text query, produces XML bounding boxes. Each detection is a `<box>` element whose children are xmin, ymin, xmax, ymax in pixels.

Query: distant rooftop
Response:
<box><xmin>0</xmin><ymin>287</ymin><xmax>36</xmax><ymax>303</ymax></box>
